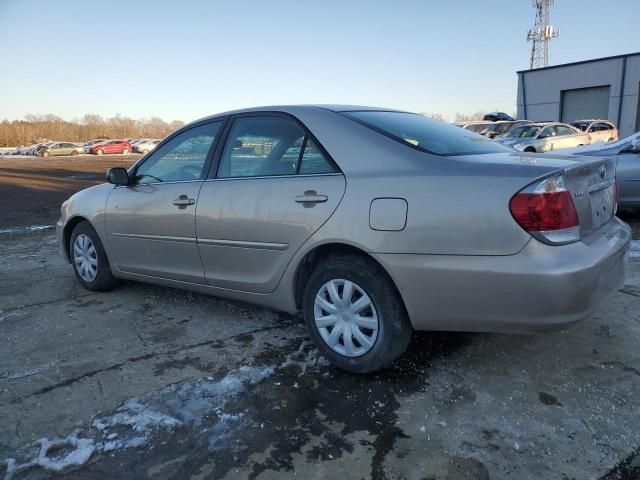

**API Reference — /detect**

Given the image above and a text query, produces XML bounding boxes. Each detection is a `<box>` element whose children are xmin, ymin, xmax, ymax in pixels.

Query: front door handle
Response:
<box><xmin>295</xmin><ymin>190</ymin><xmax>328</xmax><ymax>204</ymax></box>
<box><xmin>173</xmin><ymin>195</ymin><xmax>195</xmax><ymax>208</ymax></box>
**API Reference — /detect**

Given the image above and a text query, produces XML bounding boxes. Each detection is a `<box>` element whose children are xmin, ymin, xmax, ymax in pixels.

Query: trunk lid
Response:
<box><xmin>452</xmin><ymin>151</ymin><xmax>616</xmax><ymax>241</ymax></box>
<box><xmin>560</xmin><ymin>154</ymin><xmax>616</xmax><ymax>238</ymax></box>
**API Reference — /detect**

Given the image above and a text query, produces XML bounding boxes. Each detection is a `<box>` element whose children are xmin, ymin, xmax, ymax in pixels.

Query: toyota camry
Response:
<box><xmin>57</xmin><ymin>105</ymin><xmax>631</xmax><ymax>373</ymax></box>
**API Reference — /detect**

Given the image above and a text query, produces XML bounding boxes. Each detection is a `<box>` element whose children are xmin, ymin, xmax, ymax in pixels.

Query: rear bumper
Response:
<box><xmin>373</xmin><ymin>217</ymin><xmax>631</xmax><ymax>333</ymax></box>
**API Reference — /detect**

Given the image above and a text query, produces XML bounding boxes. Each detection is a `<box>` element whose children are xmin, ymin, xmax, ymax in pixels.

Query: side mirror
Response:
<box><xmin>107</xmin><ymin>167</ymin><xmax>130</xmax><ymax>186</ymax></box>
<box><xmin>631</xmin><ymin>136</ymin><xmax>640</xmax><ymax>152</ymax></box>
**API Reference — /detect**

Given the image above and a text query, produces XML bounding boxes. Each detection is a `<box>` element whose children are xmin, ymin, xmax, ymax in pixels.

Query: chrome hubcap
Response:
<box><xmin>73</xmin><ymin>234</ymin><xmax>98</xmax><ymax>282</ymax></box>
<box><xmin>314</xmin><ymin>279</ymin><xmax>379</xmax><ymax>357</ymax></box>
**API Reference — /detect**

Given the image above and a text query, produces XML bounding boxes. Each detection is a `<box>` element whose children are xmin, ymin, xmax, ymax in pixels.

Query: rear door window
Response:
<box><xmin>555</xmin><ymin>126</ymin><xmax>575</xmax><ymax>136</ymax></box>
<box><xmin>217</xmin><ymin>116</ymin><xmax>338</xmax><ymax>178</ymax></box>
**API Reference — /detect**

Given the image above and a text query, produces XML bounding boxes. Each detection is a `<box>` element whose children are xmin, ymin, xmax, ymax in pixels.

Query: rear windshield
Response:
<box><xmin>343</xmin><ymin>111</ymin><xmax>511</xmax><ymax>156</ymax></box>
<box><xmin>571</xmin><ymin>122</ymin><xmax>589</xmax><ymax>132</ymax></box>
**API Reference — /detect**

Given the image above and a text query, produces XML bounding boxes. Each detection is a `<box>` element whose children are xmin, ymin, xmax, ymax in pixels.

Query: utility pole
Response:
<box><xmin>527</xmin><ymin>0</ymin><xmax>559</xmax><ymax>69</ymax></box>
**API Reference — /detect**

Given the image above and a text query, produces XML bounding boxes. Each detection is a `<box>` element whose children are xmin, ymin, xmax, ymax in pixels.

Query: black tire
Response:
<box><xmin>302</xmin><ymin>255</ymin><xmax>412</xmax><ymax>374</ymax></box>
<box><xmin>524</xmin><ymin>147</ymin><xmax>536</xmax><ymax>153</ymax></box>
<box><xmin>70</xmin><ymin>221</ymin><xmax>119</xmax><ymax>292</ymax></box>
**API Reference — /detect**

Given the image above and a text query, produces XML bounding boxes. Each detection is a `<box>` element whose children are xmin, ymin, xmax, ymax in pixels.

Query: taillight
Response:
<box><xmin>509</xmin><ymin>173</ymin><xmax>580</xmax><ymax>245</ymax></box>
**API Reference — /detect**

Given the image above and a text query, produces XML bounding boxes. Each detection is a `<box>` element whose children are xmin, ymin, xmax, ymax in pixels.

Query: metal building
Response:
<box><xmin>517</xmin><ymin>51</ymin><xmax>640</xmax><ymax>137</ymax></box>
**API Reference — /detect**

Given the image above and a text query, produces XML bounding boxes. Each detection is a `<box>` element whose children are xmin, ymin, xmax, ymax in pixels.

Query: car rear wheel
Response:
<box><xmin>70</xmin><ymin>221</ymin><xmax>118</xmax><ymax>291</ymax></box>
<box><xmin>96</xmin><ymin>149</ymin><xmax>104</xmax><ymax>155</ymax></box>
<box><xmin>71</xmin><ymin>150</ymin><xmax>78</xmax><ymax>156</ymax></box>
<box><xmin>524</xmin><ymin>147</ymin><xmax>536</xmax><ymax>153</ymax></box>
<box><xmin>122</xmin><ymin>148</ymin><xmax>130</xmax><ymax>154</ymax></box>
<box><xmin>42</xmin><ymin>151</ymin><xmax>50</xmax><ymax>157</ymax></box>
<box><xmin>303</xmin><ymin>255</ymin><xmax>412</xmax><ymax>374</ymax></box>
<box><xmin>608</xmin><ymin>138</ymin><xmax>615</xmax><ymax>143</ymax></box>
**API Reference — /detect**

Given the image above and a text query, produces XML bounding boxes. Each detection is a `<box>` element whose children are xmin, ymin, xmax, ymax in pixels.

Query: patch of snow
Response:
<box><xmin>6</xmin><ymin>361</ymin><xmax>57</xmax><ymax>380</ymax></box>
<box><xmin>0</xmin><ymin>225</ymin><xmax>54</xmax><ymax>235</ymax></box>
<box><xmin>281</xmin><ymin>340</ymin><xmax>330</xmax><ymax>375</ymax></box>
<box><xmin>2</xmin><ymin>342</ymin><xmax>329</xmax><ymax>477</ymax></box>
<box><xmin>3</xmin><ymin>430</ymin><xmax>95</xmax><ymax>480</ymax></box>
<box><xmin>93</xmin><ymin>399</ymin><xmax>183</xmax><ymax>436</ymax></box>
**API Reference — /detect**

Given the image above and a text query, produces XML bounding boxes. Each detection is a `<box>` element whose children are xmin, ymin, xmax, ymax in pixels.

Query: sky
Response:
<box><xmin>1</xmin><ymin>0</ymin><xmax>639</xmax><ymax>123</ymax></box>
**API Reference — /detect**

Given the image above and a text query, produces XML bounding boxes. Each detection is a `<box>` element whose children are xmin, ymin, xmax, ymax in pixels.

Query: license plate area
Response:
<box><xmin>589</xmin><ymin>183</ymin><xmax>614</xmax><ymax>230</ymax></box>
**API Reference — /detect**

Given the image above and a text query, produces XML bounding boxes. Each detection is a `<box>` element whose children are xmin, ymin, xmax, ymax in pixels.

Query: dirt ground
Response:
<box><xmin>1</xmin><ymin>155</ymin><xmax>640</xmax><ymax>480</ymax></box>
<box><xmin>0</xmin><ymin>155</ymin><xmax>140</xmax><ymax>230</ymax></box>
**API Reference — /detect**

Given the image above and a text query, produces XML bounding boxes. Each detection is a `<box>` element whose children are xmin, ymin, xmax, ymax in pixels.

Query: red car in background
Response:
<box><xmin>89</xmin><ymin>140</ymin><xmax>133</xmax><ymax>155</ymax></box>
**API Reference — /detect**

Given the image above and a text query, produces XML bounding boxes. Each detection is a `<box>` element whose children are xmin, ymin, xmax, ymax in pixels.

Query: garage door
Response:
<box><xmin>561</xmin><ymin>86</ymin><xmax>610</xmax><ymax>123</ymax></box>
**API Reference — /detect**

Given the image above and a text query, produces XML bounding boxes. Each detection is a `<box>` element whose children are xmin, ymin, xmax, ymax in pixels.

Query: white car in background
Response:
<box><xmin>133</xmin><ymin>139</ymin><xmax>160</xmax><ymax>154</ymax></box>
<box><xmin>496</xmin><ymin>122</ymin><xmax>591</xmax><ymax>153</ymax></box>
<box><xmin>570</xmin><ymin>120</ymin><xmax>619</xmax><ymax>143</ymax></box>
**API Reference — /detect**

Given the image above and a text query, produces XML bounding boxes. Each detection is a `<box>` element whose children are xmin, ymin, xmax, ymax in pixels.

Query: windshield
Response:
<box><xmin>503</xmin><ymin>125</ymin><xmax>541</xmax><ymax>138</ymax></box>
<box><xmin>343</xmin><ymin>111</ymin><xmax>512</xmax><ymax>156</ymax></box>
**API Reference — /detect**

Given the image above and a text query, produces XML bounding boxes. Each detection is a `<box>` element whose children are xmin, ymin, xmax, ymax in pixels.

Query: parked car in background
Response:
<box><xmin>496</xmin><ymin>122</ymin><xmax>591</xmax><ymax>152</ymax></box>
<box><xmin>84</xmin><ymin>139</ymin><xmax>109</xmax><ymax>153</ymax></box>
<box><xmin>37</xmin><ymin>142</ymin><xmax>84</xmax><ymax>157</ymax></box>
<box><xmin>89</xmin><ymin>140</ymin><xmax>132</xmax><ymax>155</ymax></box>
<box><xmin>483</xmin><ymin>112</ymin><xmax>515</xmax><ymax>122</ymax></box>
<box><xmin>133</xmin><ymin>139</ymin><xmax>160</xmax><ymax>154</ymax></box>
<box><xmin>479</xmin><ymin>120</ymin><xmax>532</xmax><ymax>139</ymax></box>
<box><xmin>17</xmin><ymin>145</ymin><xmax>34</xmax><ymax>155</ymax></box>
<box><xmin>570</xmin><ymin>120</ymin><xmax>619</xmax><ymax>143</ymax></box>
<box><xmin>25</xmin><ymin>142</ymin><xmax>49</xmax><ymax>155</ymax></box>
<box><xmin>455</xmin><ymin>121</ymin><xmax>495</xmax><ymax>134</ymax></box>
<box><xmin>56</xmin><ymin>105</ymin><xmax>629</xmax><ymax>373</ymax></box>
<box><xmin>559</xmin><ymin>133</ymin><xmax>640</xmax><ymax>209</ymax></box>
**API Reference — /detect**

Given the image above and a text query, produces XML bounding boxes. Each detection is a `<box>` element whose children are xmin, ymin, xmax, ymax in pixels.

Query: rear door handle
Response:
<box><xmin>295</xmin><ymin>190</ymin><xmax>328</xmax><ymax>204</ymax></box>
<box><xmin>173</xmin><ymin>195</ymin><xmax>195</xmax><ymax>207</ymax></box>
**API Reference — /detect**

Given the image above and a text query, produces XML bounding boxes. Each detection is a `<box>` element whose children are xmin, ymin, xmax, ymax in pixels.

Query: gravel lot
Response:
<box><xmin>1</xmin><ymin>155</ymin><xmax>640</xmax><ymax>479</ymax></box>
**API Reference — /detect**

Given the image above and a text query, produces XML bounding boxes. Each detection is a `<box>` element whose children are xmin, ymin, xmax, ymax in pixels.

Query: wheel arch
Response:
<box><xmin>292</xmin><ymin>242</ymin><xmax>407</xmax><ymax>314</ymax></box>
<box><xmin>62</xmin><ymin>216</ymin><xmax>90</xmax><ymax>262</ymax></box>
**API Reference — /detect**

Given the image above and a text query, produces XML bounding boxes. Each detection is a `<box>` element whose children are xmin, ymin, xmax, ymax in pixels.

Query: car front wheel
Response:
<box><xmin>303</xmin><ymin>255</ymin><xmax>412</xmax><ymax>373</ymax></box>
<box><xmin>96</xmin><ymin>149</ymin><xmax>104</xmax><ymax>155</ymax></box>
<box><xmin>70</xmin><ymin>221</ymin><xmax>118</xmax><ymax>291</ymax></box>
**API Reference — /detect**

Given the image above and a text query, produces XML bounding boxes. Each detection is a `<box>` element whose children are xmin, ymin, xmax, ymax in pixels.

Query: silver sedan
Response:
<box><xmin>496</xmin><ymin>122</ymin><xmax>591</xmax><ymax>152</ymax></box>
<box><xmin>56</xmin><ymin>106</ymin><xmax>630</xmax><ymax>373</ymax></box>
<box><xmin>562</xmin><ymin>134</ymin><xmax>640</xmax><ymax>208</ymax></box>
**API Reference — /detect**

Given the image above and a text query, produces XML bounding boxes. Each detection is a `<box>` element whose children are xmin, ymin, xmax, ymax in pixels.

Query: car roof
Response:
<box><xmin>191</xmin><ymin>104</ymin><xmax>407</xmax><ymax>124</ymax></box>
<box><xmin>572</xmin><ymin>119</ymin><xmax>610</xmax><ymax>123</ymax></box>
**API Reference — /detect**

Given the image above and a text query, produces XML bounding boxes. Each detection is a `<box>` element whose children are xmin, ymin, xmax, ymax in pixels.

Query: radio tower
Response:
<box><xmin>527</xmin><ymin>0</ymin><xmax>559</xmax><ymax>69</ymax></box>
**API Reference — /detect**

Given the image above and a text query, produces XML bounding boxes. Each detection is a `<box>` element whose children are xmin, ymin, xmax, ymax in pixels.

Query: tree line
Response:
<box><xmin>0</xmin><ymin>114</ymin><xmax>185</xmax><ymax>147</ymax></box>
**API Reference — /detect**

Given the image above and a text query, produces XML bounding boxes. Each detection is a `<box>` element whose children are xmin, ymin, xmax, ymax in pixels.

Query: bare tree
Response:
<box><xmin>0</xmin><ymin>114</ymin><xmax>184</xmax><ymax>147</ymax></box>
<box><xmin>454</xmin><ymin>111</ymin><xmax>486</xmax><ymax>122</ymax></box>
